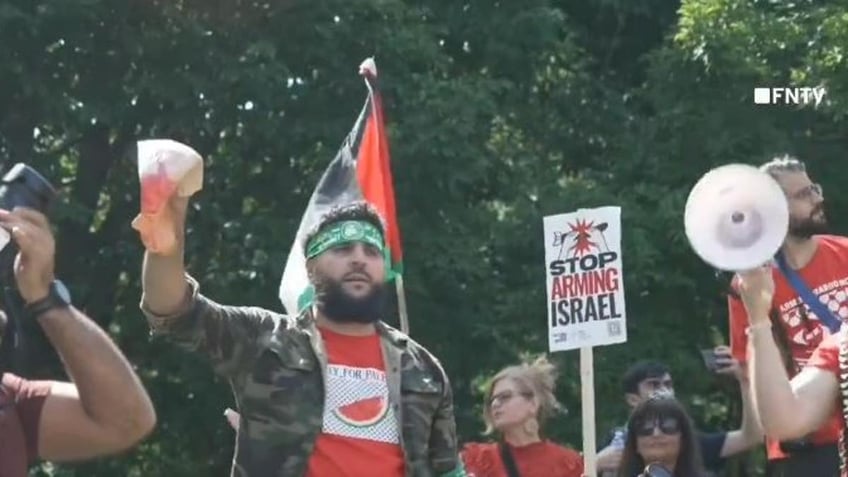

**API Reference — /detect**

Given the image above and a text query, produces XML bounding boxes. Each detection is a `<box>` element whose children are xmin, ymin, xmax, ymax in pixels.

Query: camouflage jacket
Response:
<box><xmin>141</xmin><ymin>275</ymin><xmax>465</xmax><ymax>477</ymax></box>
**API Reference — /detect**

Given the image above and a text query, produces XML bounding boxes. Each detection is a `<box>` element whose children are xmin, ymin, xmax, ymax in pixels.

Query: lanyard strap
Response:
<box><xmin>498</xmin><ymin>442</ymin><xmax>522</xmax><ymax>477</ymax></box>
<box><xmin>775</xmin><ymin>252</ymin><xmax>842</xmax><ymax>333</ymax></box>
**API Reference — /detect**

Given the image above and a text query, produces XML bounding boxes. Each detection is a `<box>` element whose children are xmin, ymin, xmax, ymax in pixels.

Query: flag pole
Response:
<box><xmin>395</xmin><ymin>274</ymin><xmax>410</xmax><ymax>334</ymax></box>
<box><xmin>361</xmin><ymin>58</ymin><xmax>408</xmax><ymax>335</ymax></box>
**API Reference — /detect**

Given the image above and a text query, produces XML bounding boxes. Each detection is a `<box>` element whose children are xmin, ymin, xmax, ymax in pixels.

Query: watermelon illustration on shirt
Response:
<box><xmin>333</xmin><ymin>396</ymin><xmax>389</xmax><ymax>428</ymax></box>
<box><xmin>322</xmin><ymin>364</ymin><xmax>399</xmax><ymax>444</ymax></box>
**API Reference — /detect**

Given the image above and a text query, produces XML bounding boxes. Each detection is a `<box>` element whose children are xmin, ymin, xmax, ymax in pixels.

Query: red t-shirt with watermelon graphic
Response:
<box><xmin>305</xmin><ymin>327</ymin><xmax>404</xmax><ymax>477</ymax></box>
<box><xmin>729</xmin><ymin>235</ymin><xmax>848</xmax><ymax>460</ymax></box>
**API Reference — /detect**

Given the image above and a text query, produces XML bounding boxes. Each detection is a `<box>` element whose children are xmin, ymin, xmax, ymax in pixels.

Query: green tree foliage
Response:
<box><xmin>0</xmin><ymin>0</ymin><xmax>846</xmax><ymax>475</ymax></box>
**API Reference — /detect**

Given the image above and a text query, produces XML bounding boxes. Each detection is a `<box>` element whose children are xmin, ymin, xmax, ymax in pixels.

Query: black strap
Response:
<box><xmin>499</xmin><ymin>442</ymin><xmax>522</xmax><ymax>477</ymax></box>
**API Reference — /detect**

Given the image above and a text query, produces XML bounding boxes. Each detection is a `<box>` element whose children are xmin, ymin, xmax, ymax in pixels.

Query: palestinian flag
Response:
<box><xmin>278</xmin><ymin>58</ymin><xmax>403</xmax><ymax>316</ymax></box>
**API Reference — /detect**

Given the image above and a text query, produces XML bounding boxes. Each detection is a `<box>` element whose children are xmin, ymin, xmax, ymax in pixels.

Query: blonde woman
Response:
<box><xmin>461</xmin><ymin>356</ymin><xmax>584</xmax><ymax>477</ymax></box>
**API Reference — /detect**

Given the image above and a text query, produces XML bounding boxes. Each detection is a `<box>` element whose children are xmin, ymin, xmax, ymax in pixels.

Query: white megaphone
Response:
<box><xmin>684</xmin><ymin>163</ymin><xmax>789</xmax><ymax>271</ymax></box>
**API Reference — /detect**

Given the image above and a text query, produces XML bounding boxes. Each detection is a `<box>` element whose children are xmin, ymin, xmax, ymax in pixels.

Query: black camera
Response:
<box><xmin>0</xmin><ymin>163</ymin><xmax>57</xmax><ymax>281</ymax></box>
<box><xmin>0</xmin><ymin>163</ymin><xmax>57</xmax><ymax>377</ymax></box>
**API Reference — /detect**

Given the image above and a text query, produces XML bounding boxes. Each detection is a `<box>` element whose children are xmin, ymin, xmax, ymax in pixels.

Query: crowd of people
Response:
<box><xmin>1</xmin><ymin>152</ymin><xmax>846</xmax><ymax>477</ymax></box>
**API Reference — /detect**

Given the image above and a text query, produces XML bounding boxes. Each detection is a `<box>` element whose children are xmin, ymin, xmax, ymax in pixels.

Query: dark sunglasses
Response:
<box><xmin>635</xmin><ymin>416</ymin><xmax>681</xmax><ymax>437</ymax></box>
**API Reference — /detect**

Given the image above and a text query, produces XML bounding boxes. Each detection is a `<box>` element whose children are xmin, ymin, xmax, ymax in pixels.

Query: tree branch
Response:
<box><xmin>56</xmin><ymin>124</ymin><xmax>116</xmax><ymax>295</ymax></box>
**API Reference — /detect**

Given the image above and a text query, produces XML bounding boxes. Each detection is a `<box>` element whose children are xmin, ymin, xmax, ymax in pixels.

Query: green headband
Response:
<box><xmin>305</xmin><ymin>220</ymin><xmax>385</xmax><ymax>259</ymax></box>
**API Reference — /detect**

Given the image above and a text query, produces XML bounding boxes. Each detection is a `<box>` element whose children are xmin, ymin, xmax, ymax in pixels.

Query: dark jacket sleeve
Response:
<box><xmin>419</xmin><ymin>349</ymin><xmax>461</xmax><ymax>475</ymax></box>
<box><xmin>140</xmin><ymin>274</ymin><xmax>283</xmax><ymax>376</ymax></box>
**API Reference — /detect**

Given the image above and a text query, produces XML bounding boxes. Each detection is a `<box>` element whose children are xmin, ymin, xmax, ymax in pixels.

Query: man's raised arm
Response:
<box><xmin>738</xmin><ymin>267</ymin><xmax>839</xmax><ymax>440</ymax></box>
<box><xmin>0</xmin><ymin>207</ymin><xmax>156</xmax><ymax>461</ymax></box>
<box><xmin>36</xmin><ymin>306</ymin><xmax>157</xmax><ymax>461</ymax></box>
<box><xmin>141</xmin><ymin>196</ymin><xmax>191</xmax><ymax>316</ymax></box>
<box><xmin>713</xmin><ymin>346</ymin><xmax>763</xmax><ymax>457</ymax></box>
<box><xmin>137</xmin><ymin>192</ymin><xmax>278</xmax><ymax>377</ymax></box>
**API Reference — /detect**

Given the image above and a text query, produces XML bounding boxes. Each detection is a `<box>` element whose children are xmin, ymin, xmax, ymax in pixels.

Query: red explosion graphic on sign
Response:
<box><xmin>568</xmin><ymin>219</ymin><xmax>598</xmax><ymax>256</ymax></box>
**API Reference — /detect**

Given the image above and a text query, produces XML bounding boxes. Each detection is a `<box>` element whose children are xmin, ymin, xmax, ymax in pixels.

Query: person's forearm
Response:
<box><xmin>38</xmin><ymin>306</ymin><xmax>155</xmax><ymax>435</ymax></box>
<box><xmin>142</xmin><ymin>247</ymin><xmax>188</xmax><ymax>315</ymax></box>
<box><xmin>748</xmin><ymin>320</ymin><xmax>802</xmax><ymax>438</ymax></box>
<box><xmin>738</xmin><ymin>380</ymin><xmax>763</xmax><ymax>442</ymax></box>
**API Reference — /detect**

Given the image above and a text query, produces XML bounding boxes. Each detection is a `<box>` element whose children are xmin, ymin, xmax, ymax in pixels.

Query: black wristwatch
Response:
<box><xmin>24</xmin><ymin>280</ymin><xmax>72</xmax><ymax>319</ymax></box>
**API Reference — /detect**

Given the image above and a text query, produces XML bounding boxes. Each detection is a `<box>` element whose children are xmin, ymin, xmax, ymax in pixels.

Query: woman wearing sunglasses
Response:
<box><xmin>461</xmin><ymin>355</ymin><xmax>584</xmax><ymax>477</ymax></box>
<box><xmin>618</xmin><ymin>394</ymin><xmax>708</xmax><ymax>477</ymax></box>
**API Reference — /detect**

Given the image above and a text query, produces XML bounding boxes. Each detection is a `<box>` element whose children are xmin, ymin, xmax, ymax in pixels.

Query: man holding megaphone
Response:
<box><xmin>728</xmin><ymin>155</ymin><xmax>848</xmax><ymax>476</ymax></box>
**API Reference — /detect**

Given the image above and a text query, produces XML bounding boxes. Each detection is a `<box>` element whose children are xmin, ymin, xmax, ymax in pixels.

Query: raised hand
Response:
<box><xmin>736</xmin><ymin>266</ymin><xmax>774</xmax><ymax>322</ymax></box>
<box><xmin>713</xmin><ymin>345</ymin><xmax>746</xmax><ymax>382</ymax></box>
<box><xmin>0</xmin><ymin>207</ymin><xmax>56</xmax><ymax>303</ymax></box>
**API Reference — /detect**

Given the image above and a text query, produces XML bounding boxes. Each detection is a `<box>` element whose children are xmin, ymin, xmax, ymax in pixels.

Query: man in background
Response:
<box><xmin>596</xmin><ymin>352</ymin><xmax>760</xmax><ymax>476</ymax></box>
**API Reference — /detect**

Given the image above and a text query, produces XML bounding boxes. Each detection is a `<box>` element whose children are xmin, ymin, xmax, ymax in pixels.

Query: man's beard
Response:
<box><xmin>314</xmin><ymin>277</ymin><xmax>386</xmax><ymax>324</ymax></box>
<box><xmin>788</xmin><ymin>204</ymin><xmax>829</xmax><ymax>239</ymax></box>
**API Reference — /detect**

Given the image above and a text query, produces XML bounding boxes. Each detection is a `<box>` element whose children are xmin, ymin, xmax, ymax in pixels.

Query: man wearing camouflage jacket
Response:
<box><xmin>138</xmin><ymin>197</ymin><xmax>465</xmax><ymax>477</ymax></box>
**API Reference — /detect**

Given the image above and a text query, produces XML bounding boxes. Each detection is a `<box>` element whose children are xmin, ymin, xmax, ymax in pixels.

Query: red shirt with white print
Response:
<box><xmin>729</xmin><ymin>234</ymin><xmax>848</xmax><ymax>460</ymax></box>
<box><xmin>305</xmin><ymin>327</ymin><xmax>404</xmax><ymax>477</ymax></box>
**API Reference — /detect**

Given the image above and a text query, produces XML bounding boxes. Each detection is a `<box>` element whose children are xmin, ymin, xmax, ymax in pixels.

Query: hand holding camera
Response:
<box><xmin>0</xmin><ymin>207</ymin><xmax>56</xmax><ymax>304</ymax></box>
<box><xmin>0</xmin><ymin>163</ymin><xmax>60</xmax><ymax>377</ymax></box>
<box><xmin>713</xmin><ymin>345</ymin><xmax>746</xmax><ymax>381</ymax></box>
<box><xmin>700</xmin><ymin>345</ymin><xmax>746</xmax><ymax>382</ymax></box>
<box><xmin>0</xmin><ymin>163</ymin><xmax>157</xmax><ymax>463</ymax></box>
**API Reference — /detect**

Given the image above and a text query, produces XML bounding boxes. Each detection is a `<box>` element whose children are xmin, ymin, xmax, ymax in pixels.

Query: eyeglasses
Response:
<box><xmin>790</xmin><ymin>183</ymin><xmax>823</xmax><ymax>201</ymax></box>
<box><xmin>489</xmin><ymin>390</ymin><xmax>532</xmax><ymax>407</ymax></box>
<box><xmin>634</xmin><ymin>416</ymin><xmax>681</xmax><ymax>437</ymax></box>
